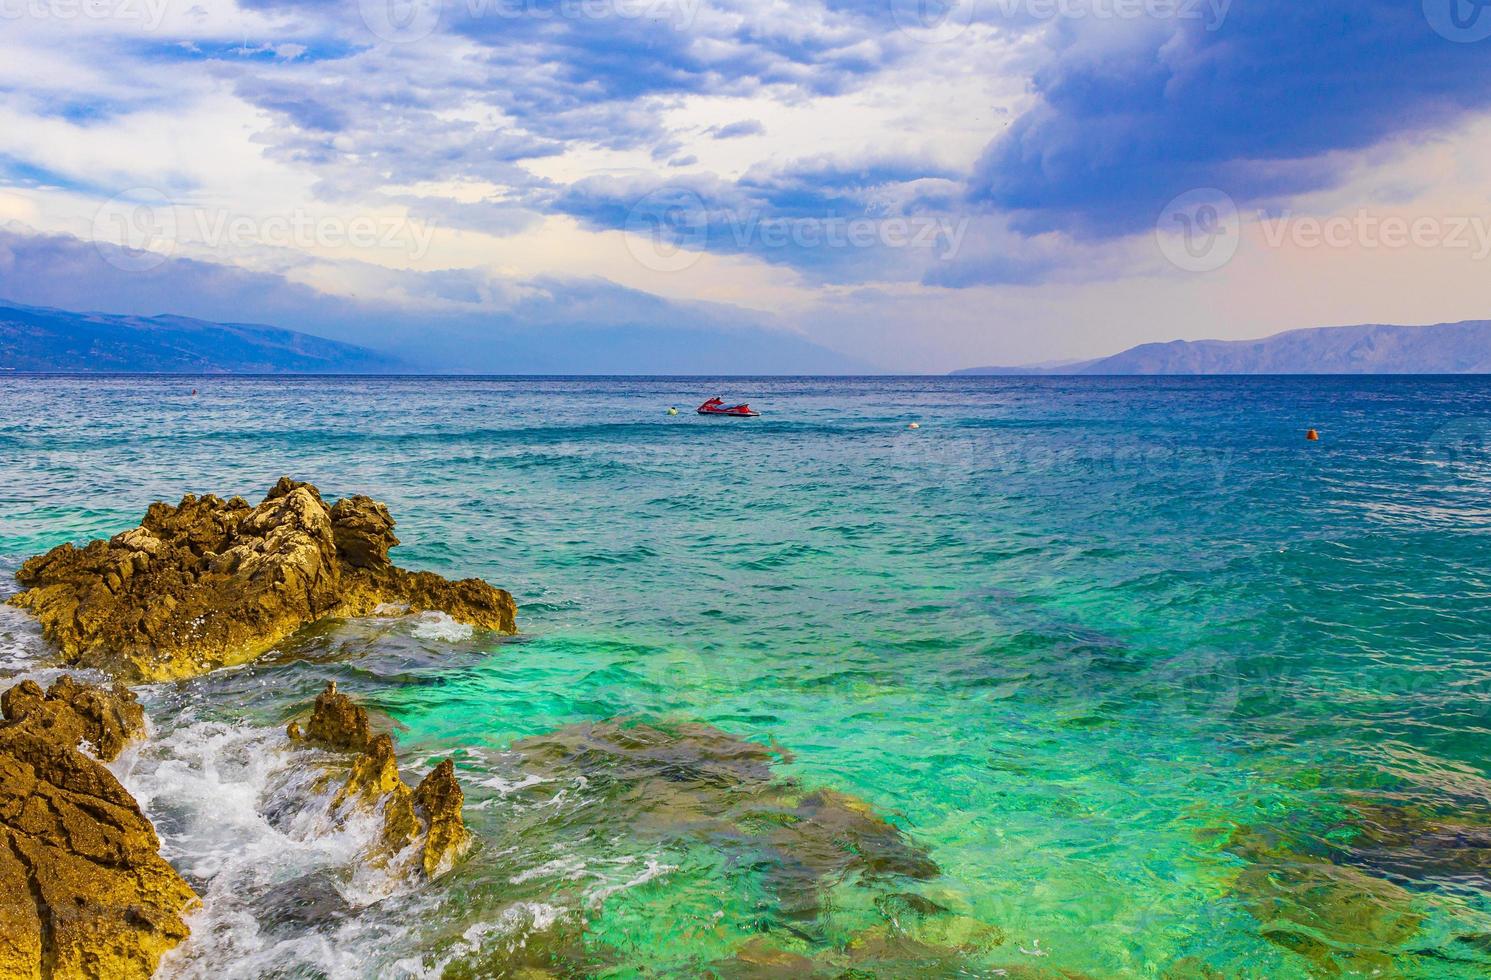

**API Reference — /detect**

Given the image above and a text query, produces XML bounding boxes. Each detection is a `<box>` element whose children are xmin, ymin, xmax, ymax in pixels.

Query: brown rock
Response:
<box><xmin>304</xmin><ymin>681</ymin><xmax>371</xmax><ymax>752</ymax></box>
<box><xmin>329</xmin><ymin>496</ymin><xmax>398</xmax><ymax>569</ymax></box>
<box><xmin>295</xmin><ymin>683</ymin><xmax>470</xmax><ymax>879</ymax></box>
<box><xmin>334</xmin><ymin>733</ymin><xmax>404</xmax><ymax>808</ymax></box>
<box><xmin>1</xmin><ymin>675</ymin><xmax>145</xmax><ymax>762</ymax></box>
<box><xmin>7</xmin><ymin>479</ymin><xmax>517</xmax><ymax>681</ymax></box>
<box><xmin>0</xmin><ymin>677</ymin><xmax>196</xmax><ymax>979</ymax></box>
<box><xmin>413</xmin><ymin>759</ymin><xmax>470</xmax><ymax>878</ymax></box>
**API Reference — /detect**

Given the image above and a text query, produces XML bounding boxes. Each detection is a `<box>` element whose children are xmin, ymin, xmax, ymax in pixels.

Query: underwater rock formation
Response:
<box><xmin>703</xmin><ymin>901</ymin><xmax>1006</xmax><ymax>978</ymax></box>
<box><xmin>8</xmin><ymin>478</ymin><xmax>517</xmax><ymax>681</ymax></box>
<box><xmin>507</xmin><ymin>720</ymin><xmax>946</xmax><ymax>924</ymax></box>
<box><xmin>1225</xmin><ymin>824</ymin><xmax>1425</xmax><ymax>977</ymax></box>
<box><xmin>0</xmin><ymin>676</ymin><xmax>196</xmax><ymax>979</ymax></box>
<box><xmin>1332</xmin><ymin>800</ymin><xmax>1491</xmax><ymax>890</ymax></box>
<box><xmin>291</xmin><ymin>681</ymin><xmax>471</xmax><ymax>879</ymax></box>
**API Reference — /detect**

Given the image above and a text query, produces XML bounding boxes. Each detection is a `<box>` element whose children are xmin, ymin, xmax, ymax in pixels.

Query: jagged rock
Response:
<box><xmin>292</xmin><ymin>682</ymin><xmax>470</xmax><ymax>879</ymax></box>
<box><xmin>0</xmin><ymin>676</ymin><xmax>196</xmax><ymax>979</ymax></box>
<box><xmin>413</xmin><ymin>760</ymin><xmax>468</xmax><ymax>878</ymax></box>
<box><xmin>328</xmin><ymin>496</ymin><xmax>398</xmax><ymax>569</ymax></box>
<box><xmin>303</xmin><ymin>680</ymin><xmax>371</xmax><ymax>752</ymax></box>
<box><xmin>1</xmin><ymin>674</ymin><xmax>145</xmax><ymax>761</ymax></box>
<box><xmin>7</xmin><ymin>478</ymin><xmax>517</xmax><ymax>681</ymax></box>
<box><xmin>335</xmin><ymin>733</ymin><xmax>406</xmax><ymax>809</ymax></box>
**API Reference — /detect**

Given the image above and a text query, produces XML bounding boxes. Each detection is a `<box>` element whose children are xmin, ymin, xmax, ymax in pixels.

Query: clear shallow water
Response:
<box><xmin>1</xmin><ymin>375</ymin><xmax>1491</xmax><ymax>977</ymax></box>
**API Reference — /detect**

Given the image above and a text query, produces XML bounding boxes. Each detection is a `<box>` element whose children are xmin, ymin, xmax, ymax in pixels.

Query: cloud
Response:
<box><xmin>709</xmin><ymin>119</ymin><xmax>765</xmax><ymax>139</ymax></box>
<box><xmin>968</xmin><ymin>0</ymin><xmax>1491</xmax><ymax>237</ymax></box>
<box><xmin>550</xmin><ymin>155</ymin><xmax>965</xmax><ymax>281</ymax></box>
<box><xmin>0</xmin><ymin>224</ymin><xmax>871</xmax><ymax>373</ymax></box>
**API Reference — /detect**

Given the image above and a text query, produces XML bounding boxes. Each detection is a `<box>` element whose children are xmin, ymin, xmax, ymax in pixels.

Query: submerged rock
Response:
<box><xmin>1331</xmin><ymin>800</ymin><xmax>1491</xmax><ymax>891</ymax></box>
<box><xmin>1226</xmin><ymin>825</ymin><xmax>1424</xmax><ymax>976</ymax></box>
<box><xmin>704</xmin><ymin>899</ymin><xmax>1007</xmax><ymax>979</ymax></box>
<box><xmin>291</xmin><ymin>681</ymin><xmax>471</xmax><ymax>879</ymax></box>
<box><xmin>0</xmin><ymin>676</ymin><xmax>196</xmax><ymax>979</ymax></box>
<box><xmin>507</xmin><ymin>719</ymin><xmax>941</xmax><ymax>925</ymax></box>
<box><xmin>8</xmin><ymin>478</ymin><xmax>517</xmax><ymax>681</ymax></box>
<box><xmin>440</xmin><ymin>910</ymin><xmax>617</xmax><ymax>979</ymax></box>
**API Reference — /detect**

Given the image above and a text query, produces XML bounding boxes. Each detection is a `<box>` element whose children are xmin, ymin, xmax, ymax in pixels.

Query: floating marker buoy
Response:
<box><xmin>907</xmin><ymin>422</ymin><xmax>920</xmax><ymax>429</ymax></box>
<box><xmin>667</xmin><ymin>407</ymin><xmax>679</xmax><ymax>415</ymax></box>
<box><xmin>1306</xmin><ymin>428</ymin><xmax>1319</xmax><ymax>441</ymax></box>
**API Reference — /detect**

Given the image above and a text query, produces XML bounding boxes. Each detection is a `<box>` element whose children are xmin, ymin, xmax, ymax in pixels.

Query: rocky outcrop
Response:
<box><xmin>7</xmin><ymin>478</ymin><xmax>517</xmax><ymax>681</ymax></box>
<box><xmin>0</xmin><ymin>676</ymin><xmax>196</xmax><ymax>979</ymax></box>
<box><xmin>290</xmin><ymin>682</ymin><xmax>470</xmax><ymax>879</ymax></box>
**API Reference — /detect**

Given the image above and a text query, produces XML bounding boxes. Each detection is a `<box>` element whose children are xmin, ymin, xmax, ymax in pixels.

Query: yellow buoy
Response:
<box><xmin>667</xmin><ymin>407</ymin><xmax>679</xmax><ymax>415</ymax></box>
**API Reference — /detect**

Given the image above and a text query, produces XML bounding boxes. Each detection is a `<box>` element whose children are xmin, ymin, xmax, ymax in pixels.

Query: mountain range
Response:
<box><xmin>4</xmin><ymin>301</ymin><xmax>1490</xmax><ymax>376</ymax></box>
<box><xmin>0</xmin><ymin>302</ymin><xmax>407</xmax><ymax>374</ymax></box>
<box><xmin>954</xmin><ymin>322</ymin><xmax>1491</xmax><ymax>375</ymax></box>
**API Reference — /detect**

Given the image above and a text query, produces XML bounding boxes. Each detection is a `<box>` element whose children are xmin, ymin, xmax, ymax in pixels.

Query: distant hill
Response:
<box><xmin>0</xmin><ymin>302</ymin><xmax>408</xmax><ymax>374</ymax></box>
<box><xmin>954</xmin><ymin>321</ymin><xmax>1491</xmax><ymax>375</ymax></box>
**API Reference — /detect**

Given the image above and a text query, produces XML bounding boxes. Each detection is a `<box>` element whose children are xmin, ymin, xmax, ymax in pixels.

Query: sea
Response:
<box><xmin>1</xmin><ymin>374</ymin><xmax>1490</xmax><ymax>978</ymax></box>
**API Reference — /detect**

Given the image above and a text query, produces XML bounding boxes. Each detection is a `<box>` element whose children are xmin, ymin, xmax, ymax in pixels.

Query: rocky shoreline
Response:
<box><xmin>7</xmin><ymin>477</ymin><xmax>516</xmax><ymax>683</ymax></box>
<box><xmin>0</xmin><ymin>478</ymin><xmax>997</xmax><ymax>977</ymax></box>
<box><xmin>0</xmin><ymin>676</ymin><xmax>195</xmax><ymax>979</ymax></box>
<box><xmin>0</xmin><ymin>480</ymin><xmax>506</xmax><ymax>975</ymax></box>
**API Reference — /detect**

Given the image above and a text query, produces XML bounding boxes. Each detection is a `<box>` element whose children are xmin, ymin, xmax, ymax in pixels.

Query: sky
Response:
<box><xmin>2</xmin><ymin>0</ymin><xmax>1491</xmax><ymax>372</ymax></box>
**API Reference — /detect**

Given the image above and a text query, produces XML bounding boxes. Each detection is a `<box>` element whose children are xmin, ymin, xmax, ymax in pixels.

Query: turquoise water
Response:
<box><xmin>2</xmin><ymin>375</ymin><xmax>1491</xmax><ymax>977</ymax></box>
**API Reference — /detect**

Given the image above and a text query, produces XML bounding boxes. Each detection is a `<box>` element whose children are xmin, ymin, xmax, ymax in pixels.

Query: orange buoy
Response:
<box><xmin>1305</xmin><ymin>428</ymin><xmax>1319</xmax><ymax>441</ymax></box>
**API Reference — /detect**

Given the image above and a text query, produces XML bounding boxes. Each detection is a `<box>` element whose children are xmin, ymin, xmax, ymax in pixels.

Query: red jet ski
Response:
<box><xmin>697</xmin><ymin>397</ymin><xmax>760</xmax><ymax>417</ymax></box>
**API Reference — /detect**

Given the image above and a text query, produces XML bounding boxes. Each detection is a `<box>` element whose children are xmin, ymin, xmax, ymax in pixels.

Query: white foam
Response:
<box><xmin>113</xmin><ymin>717</ymin><xmax>438</xmax><ymax>979</ymax></box>
<box><xmin>474</xmin><ymin>771</ymin><xmax>551</xmax><ymax>796</ymax></box>
<box><xmin>583</xmin><ymin>856</ymin><xmax>675</xmax><ymax>910</ymax></box>
<box><xmin>409</xmin><ymin>611</ymin><xmax>474</xmax><ymax>642</ymax></box>
<box><xmin>0</xmin><ymin>604</ymin><xmax>111</xmax><ymax>691</ymax></box>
